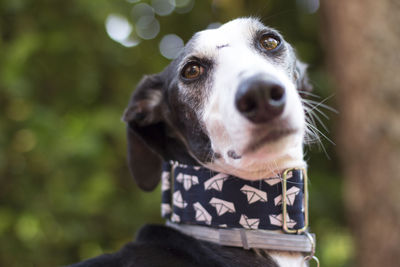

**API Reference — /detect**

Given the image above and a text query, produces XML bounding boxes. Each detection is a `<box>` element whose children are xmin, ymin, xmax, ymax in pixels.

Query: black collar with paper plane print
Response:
<box><xmin>161</xmin><ymin>161</ymin><xmax>307</xmax><ymax>232</ymax></box>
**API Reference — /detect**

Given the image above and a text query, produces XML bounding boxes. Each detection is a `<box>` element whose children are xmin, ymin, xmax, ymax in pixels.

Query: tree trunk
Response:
<box><xmin>321</xmin><ymin>1</ymin><xmax>400</xmax><ymax>266</ymax></box>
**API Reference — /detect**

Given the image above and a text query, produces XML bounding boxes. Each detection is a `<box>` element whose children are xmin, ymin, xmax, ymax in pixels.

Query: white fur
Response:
<box><xmin>269</xmin><ymin>251</ymin><xmax>307</xmax><ymax>267</ymax></box>
<box><xmin>195</xmin><ymin>18</ymin><xmax>306</xmax><ymax>180</ymax></box>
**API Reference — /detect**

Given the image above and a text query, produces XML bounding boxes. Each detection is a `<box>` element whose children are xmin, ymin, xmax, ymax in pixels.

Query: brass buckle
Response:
<box><xmin>282</xmin><ymin>168</ymin><xmax>308</xmax><ymax>234</ymax></box>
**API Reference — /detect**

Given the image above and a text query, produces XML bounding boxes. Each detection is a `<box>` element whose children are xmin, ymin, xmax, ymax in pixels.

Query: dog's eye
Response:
<box><xmin>182</xmin><ymin>63</ymin><xmax>204</xmax><ymax>80</ymax></box>
<box><xmin>260</xmin><ymin>35</ymin><xmax>280</xmax><ymax>51</ymax></box>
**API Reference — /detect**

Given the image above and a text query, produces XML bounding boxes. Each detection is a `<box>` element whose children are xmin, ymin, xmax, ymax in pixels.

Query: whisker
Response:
<box><xmin>304</xmin><ymin>124</ymin><xmax>331</xmax><ymax>159</ymax></box>
<box><xmin>304</xmin><ymin>96</ymin><xmax>338</xmax><ymax>114</ymax></box>
<box><xmin>304</xmin><ymin>125</ymin><xmax>321</xmax><ymax>144</ymax></box>
<box><xmin>307</xmin><ymin>124</ymin><xmax>336</xmax><ymax>146</ymax></box>
<box><xmin>305</xmin><ymin>107</ymin><xmax>329</xmax><ymax>132</ymax></box>
<box><xmin>298</xmin><ymin>90</ymin><xmax>321</xmax><ymax>98</ymax></box>
<box><xmin>303</xmin><ymin>104</ymin><xmax>325</xmax><ymax>142</ymax></box>
<box><xmin>310</xmin><ymin>105</ymin><xmax>330</xmax><ymax>120</ymax></box>
<box><xmin>303</xmin><ymin>101</ymin><xmax>330</xmax><ymax>120</ymax></box>
<box><xmin>319</xmin><ymin>138</ymin><xmax>331</xmax><ymax>160</ymax></box>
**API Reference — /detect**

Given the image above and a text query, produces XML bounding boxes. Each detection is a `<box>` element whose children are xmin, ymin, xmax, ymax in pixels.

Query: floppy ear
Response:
<box><xmin>122</xmin><ymin>74</ymin><xmax>165</xmax><ymax>191</ymax></box>
<box><xmin>295</xmin><ymin>60</ymin><xmax>313</xmax><ymax>92</ymax></box>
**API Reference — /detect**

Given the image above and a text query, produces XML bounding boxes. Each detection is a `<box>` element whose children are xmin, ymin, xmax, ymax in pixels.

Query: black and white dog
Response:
<box><xmin>69</xmin><ymin>18</ymin><xmax>314</xmax><ymax>267</ymax></box>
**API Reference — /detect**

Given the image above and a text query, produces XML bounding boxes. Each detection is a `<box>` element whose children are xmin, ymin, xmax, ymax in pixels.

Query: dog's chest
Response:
<box><xmin>268</xmin><ymin>251</ymin><xmax>306</xmax><ymax>267</ymax></box>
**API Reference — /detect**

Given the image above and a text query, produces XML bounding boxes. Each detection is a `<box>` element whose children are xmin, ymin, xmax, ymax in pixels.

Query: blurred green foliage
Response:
<box><xmin>0</xmin><ymin>0</ymin><xmax>352</xmax><ymax>266</ymax></box>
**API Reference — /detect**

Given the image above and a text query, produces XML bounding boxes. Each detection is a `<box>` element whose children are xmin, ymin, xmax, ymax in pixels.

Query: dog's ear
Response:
<box><xmin>295</xmin><ymin>60</ymin><xmax>313</xmax><ymax>92</ymax></box>
<box><xmin>122</xmin><ymin>74</ymin><xmax>165</xmax><ymax>191</ymax></box>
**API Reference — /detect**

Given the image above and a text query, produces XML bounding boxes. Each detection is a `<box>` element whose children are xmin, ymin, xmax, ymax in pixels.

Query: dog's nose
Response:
<box><xmin>235</xmin><ymin>76</ymin><xmax>286</xmax><ymax>123</ymax></box>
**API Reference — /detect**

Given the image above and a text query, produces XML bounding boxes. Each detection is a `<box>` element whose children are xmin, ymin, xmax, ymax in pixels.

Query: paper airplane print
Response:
<box><xmin>173</xmin><ymin>190</ymin><xmax>188</xmax><ymax>208</ymax></box>
<box><xmin>274</xmin><ymin>186</ymin><xmax>301</xmax><ymax>206</ymax></box>
<box><xmin>204</xmin><ymin>173</ymin><xmax>229</xmax><ymax>192</ymax></box>
<box><xmin>209</xmin><ymin>197</ymin><xmax>236</xmax><ymax>216</ymax></box>
<box><xmin>269</xmin><ymin>213</ymin><xmax>297</xmax><ymax>228</ymax></box>
<box><xmin>176</xmin><ymin>173</ymin><xmax>199</xmax><ymax>191</ymax></box>
<box><xmin>171</xmin><ymin>213</ymin><xmax>180</xmax><ymax>223</ymax></box>
<box><xmin>240</xmin><ymin>185</ymin><xmax>267</xmax><ymax>204</ymax></box>
<box><xmin>263</xmin><ymin>171</ymin><xmax>293</xmax><ymax>186</ymax></box>
<box><xmin>263</xmin><ymin>176</ymin><xmax>281</xmax><ymax>186</ymax></box>
<box><xmin>177</xmin><ymin>163</ymin><xmax>188</xmax><ymax>169</ymax></box>
<box><xmin>239</xmin><ymin>214</ymin><xmax>260</xmax><ymax>229</ymax></box>
<box><xmin>193</xmin><ymin>202</ymin><xmax>212</xmax><ymax>225</ymax></box>
<box><xmin>161</xmin><ymin>161</ymin><xmax>305</xmax><ymax>231</ymax></box>
<box><xmin>161</xmin><ymin>171</ymin><xmax>171</xmax><ymax>191</ymax></box>
<box><xmin>161</xmin><ymin>203</ymin><xmax>172</xmax><ymax>217</ymax></box>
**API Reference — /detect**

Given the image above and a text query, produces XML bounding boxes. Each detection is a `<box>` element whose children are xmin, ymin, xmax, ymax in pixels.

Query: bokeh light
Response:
<box><xmin>131</xmin><ymin>3</ymin><xmax>160</xmax><ymax>40</ymax></box>
<box><xmin>136</xmin><ymin>17</ymin><xmax>160</xmax><ymax>40</ymax></box>
<box><xmin>175</xmin><ymin>0</ymin><xmax>195</xmax><ymax>14</ymax></box>
<box><xmin>159</xmin><ymin>34</ymin><xmax>184</xmax><ymax>59</ymax></box>
<box><xmin>152</xmin><ymin>0</ymin><xmax>175</xmax><ymax>16</ymax></box>
<box><xmin>121</xmin><ymin>37</ymin><xmax>141</xmax><ymax>48</ymax></box>
<box><xmin>296</xmin><ymin>0</ymin><xmax>320</xmax><ymax>14</ymax></box>
<box><xmin>105</xmin><ymin>14</ymin><xmax>134</xmax><ymax>47</ymax></box>
<box><xmin>106</xmin><ymin>1</ymin><xmax>195</xmax><ymax>49</ymax></box>
<box><xmin>131</xmin><ymin>3</ymin><xmax>154</xmax><ymax>22</ymax></box>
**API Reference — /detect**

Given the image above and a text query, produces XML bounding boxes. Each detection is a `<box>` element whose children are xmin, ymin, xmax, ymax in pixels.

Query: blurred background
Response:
<box><xmin>1</xmin><ymin>0</ymin><xmax>399</xmax><ymax>266</ymax></box>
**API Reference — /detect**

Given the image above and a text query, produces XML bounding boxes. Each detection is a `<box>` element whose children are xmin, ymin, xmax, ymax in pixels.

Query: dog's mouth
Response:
<box><xmin>243</xmin><ymin>127</ymin><xmax>298</xmax><ymax>154</ymax></box>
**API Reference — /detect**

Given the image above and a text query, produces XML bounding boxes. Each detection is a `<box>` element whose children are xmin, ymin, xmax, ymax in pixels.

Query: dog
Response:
<box><xmin>68</xmin><ymin>17</ymin><xmax>314</xmax><ymax>267</ymax></box>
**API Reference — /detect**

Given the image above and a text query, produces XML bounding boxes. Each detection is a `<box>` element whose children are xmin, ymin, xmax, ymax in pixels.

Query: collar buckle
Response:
<box><xmin>282</xmin><ymin>168</ymin><xmax>309</xmax><ymax>234</ymax></box>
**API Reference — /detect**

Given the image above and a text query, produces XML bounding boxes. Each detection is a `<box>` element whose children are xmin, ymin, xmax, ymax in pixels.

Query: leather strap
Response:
<box><xmin>166</xmin><ymin>221</ymin><xmax>315</xmax><ymax>253</ymax></box>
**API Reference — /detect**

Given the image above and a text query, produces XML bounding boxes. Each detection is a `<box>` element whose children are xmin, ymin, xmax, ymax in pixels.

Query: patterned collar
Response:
<box><xmin>161</xmin><ymin>161</ymin><xmax>308</xmax><ymax>233</ymax></box>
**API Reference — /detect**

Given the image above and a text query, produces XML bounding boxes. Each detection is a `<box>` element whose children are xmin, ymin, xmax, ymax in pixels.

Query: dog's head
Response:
<box><xmin>123</xmin><ymin>18</ymin><xmax>312</xmax><ymax>191</ymax></box>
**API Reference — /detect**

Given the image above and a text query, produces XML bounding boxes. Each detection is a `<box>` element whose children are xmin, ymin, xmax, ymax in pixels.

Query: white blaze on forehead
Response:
<box><xmin>190</xmin><ymin>18</ymin><xmax>264</xmax><ymax>58</ymax></box>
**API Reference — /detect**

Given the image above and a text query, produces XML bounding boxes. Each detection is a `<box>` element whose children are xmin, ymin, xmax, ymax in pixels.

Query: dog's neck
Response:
<box><xmin>161</xmin><ymin>161</ymin><xmax>307</xmax><ymax>232</ymax></box>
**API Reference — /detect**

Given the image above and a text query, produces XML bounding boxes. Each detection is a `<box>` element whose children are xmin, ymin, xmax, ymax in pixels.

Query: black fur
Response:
<box><xmin>67</xmin><ymin>225</ymin><xmax>279</xmax><ymax>267</ymax></box>
<box><xmin>122</xmin><ymin>51</ymin><xmax>215</xmax><ymax>191</ymax></box>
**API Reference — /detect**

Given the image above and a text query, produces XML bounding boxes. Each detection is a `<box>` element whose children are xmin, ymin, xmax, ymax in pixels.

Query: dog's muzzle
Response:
<box><xmin>235</xmin><ymin>74</ymin><xmax>286</xmax><ymax>123</ymax></box>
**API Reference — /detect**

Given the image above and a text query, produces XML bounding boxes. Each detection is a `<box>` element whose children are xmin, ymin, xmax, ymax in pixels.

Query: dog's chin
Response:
<box><xmin>206</xmin><ymin>129</ymin><xmax>305</xmax><ymax>180</ymax></box>
<box><xmin>243</xmin><ymin>127</ymin><xmax>298</xmax><ymax>155</ymax></box>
